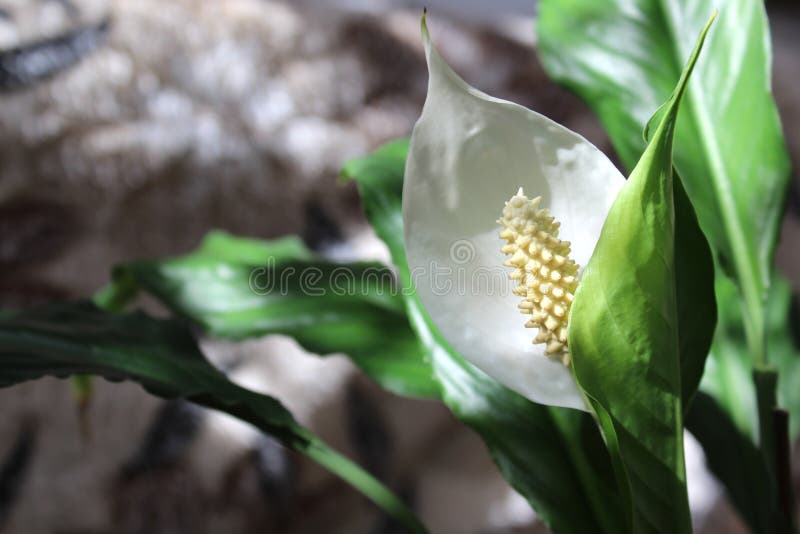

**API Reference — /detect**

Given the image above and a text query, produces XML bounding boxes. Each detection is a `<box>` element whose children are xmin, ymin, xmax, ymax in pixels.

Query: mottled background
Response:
<box><xmin>0</xmin><ymin>1</ymin><xmax>797</xmax><ymax>533</ymax></box>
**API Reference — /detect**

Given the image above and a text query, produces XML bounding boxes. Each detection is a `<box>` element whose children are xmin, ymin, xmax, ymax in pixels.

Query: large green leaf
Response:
<box><xmin>538</xmin><ymin>3</ymin><xmax>795</xmax><ymax>527</ymax></box>
<box><xmin>343</xmin><ymin>140</ymin><xmax>626</xmax><ymax>533</ymax></box>
<box><xmin>567</xmin><ymin>18</ymin><xmax>714</xmax><ymax>534</ymax></box>
<box><xmin>0</xmin><ymin>302</ymin><xmax>425</xmax><ymax>533</ymax></box>
<box><xmin>538</xmin><ymin>0</ymin><xmax>790</xmax><ymax>372</ymax></box>
<box><xmin>106</xmin><ymin>231</ymin><xmax>440</xmax><ymax>399</ymax></box>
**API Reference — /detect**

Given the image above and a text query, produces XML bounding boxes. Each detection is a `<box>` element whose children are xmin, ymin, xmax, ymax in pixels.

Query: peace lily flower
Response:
<box><xmin>403</xmin><ymin>17</ymin><xmax>626</xmax><ymax>410</ymax></box>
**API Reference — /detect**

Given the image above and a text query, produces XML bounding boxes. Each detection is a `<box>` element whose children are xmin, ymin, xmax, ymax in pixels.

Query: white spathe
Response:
<box><xmin>402</xmin><ymin>19</ymin><xmax>626</xmax><ymax>410</ymax></box>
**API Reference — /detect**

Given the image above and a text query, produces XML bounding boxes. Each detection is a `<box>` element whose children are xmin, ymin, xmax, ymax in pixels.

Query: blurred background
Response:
<box><xmin>0</xmin><ymin>1</ymin><xmax>797</xmax><ymax>533</ymax></box>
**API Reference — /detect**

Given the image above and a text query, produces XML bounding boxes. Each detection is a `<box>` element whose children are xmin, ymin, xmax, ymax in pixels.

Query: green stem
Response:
<box><xmin>304</xmin><ymin>438</ymin><xmax>427</xmax><ymax>533</ymax></box>
<box><xmin>92</xmin><ymin>270</ymin><xmax>139</xmax><ymax>313</ymax></box>
<box><xmin>72</xmin><ymin>271</ymin><xmax>141</xmax><ymax>430</ymax></box>
<box><xmin>70</xmin><ymin>374</ymin><xmax>93</xmax><ymax>441</ymax></box>
<box><xmin>753</xmin><ymin>367</ymin><xmax>778</xmax><ymax>475</ymax></box>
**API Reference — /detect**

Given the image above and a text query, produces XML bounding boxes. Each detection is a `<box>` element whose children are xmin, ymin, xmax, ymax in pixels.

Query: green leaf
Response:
<box><xmin>343</xmin><ymin>140</ymin><xmax>626</xmax><ymax>534</ymax></box>
<box><xmin>538</xmin><ymin>2</ymin><xmax>794</xmax><ymax>526</ymax></box>
<box><xmin>567</xmin><ymin>16</ymin><xmax>715</xmax><ymax>534</ymax></box>
<box><xmin>538</xmin><ymin>0</ymin><xmax>790</xmax><ymax>369</ymax></box>
<box><xmin>191</xmin><ymin>231</ymin><xmax>315</xmax><ymax>264</ymax></box>
<box><xmin>108</xmin><ymin>231</ymin><xmax>440</xmax><ymax>399</ymax></box>
<box><xmin>0</xmin><ymin>302</ymin><xmax>426</xmax><ymax>533</ymax></box>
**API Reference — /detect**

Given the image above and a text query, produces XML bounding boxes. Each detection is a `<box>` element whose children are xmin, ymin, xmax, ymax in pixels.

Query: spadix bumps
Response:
<box><xmin>499</xmin><ymin>189</ymin><xmax>578</xmax><ymax>364</ymax></box>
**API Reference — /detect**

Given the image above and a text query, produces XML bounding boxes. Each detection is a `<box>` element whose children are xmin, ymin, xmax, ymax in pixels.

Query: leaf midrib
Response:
<box><xmin>656</xmin><ymin>0</ymin><xmax>765</xmax><ymax>361</ymax></box>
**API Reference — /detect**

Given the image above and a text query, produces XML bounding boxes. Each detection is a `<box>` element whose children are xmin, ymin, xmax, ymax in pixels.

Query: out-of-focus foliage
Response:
<box><xmin>110</xmin><ymin>231</ymin><xmax>440</xmax><ymax>399</ymax></box>
<box><xmin>703</xmin><ymin>275</ymin><xmax>800</xmax><ymax>440</ymax></box>
<box><xmin>0</xmin><ymin>301</ymin><xmax>426</xmax><ymax>533</ymax></box>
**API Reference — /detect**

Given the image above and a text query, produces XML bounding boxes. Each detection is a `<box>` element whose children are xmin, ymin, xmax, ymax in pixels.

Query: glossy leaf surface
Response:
<box><xmin>538</xmin><ymin>0</ymin><xmax>790</xmax><ymax>366</ymax></box>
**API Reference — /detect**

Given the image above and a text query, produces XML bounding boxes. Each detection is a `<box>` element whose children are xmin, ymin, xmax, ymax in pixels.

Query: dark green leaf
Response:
<box><xmin>673</xmin><ymin>174</ymin><xmax>717</xmax><ymax>409</ymax></box>
<box><xmin>0</xmin><ymin>302</ymin><xmax>426</xmax><ymax>533</ymax></box>
<box><xmin>343</xmin><ymin>141</ymin><xmax>626</xmax><ymax>534</ymax></box>
<box><xmin>111</xmin><ymin>231</ymin><xmax>440</xmax><ymax>399</ymax></box>
<box><xmin>567</xmin><ymin>18</ymin><xmax>714</xmax><ymax>534</ymax></box>
<box><xmin>686</xmin><ymin>392</ymin><xmax>788</xmax><ymax>534</ymax></box>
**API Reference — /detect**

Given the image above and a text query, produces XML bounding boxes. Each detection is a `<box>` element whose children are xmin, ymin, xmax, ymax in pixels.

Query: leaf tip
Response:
<box><xmin>676</xmin><ymin>9</ymin><xmax>717</xmax><ymax>98</ymax></box>
<box><xmin>644</xmin><ymin>8</ymin><xmax>718</xmax><ymax>142</ymax></box>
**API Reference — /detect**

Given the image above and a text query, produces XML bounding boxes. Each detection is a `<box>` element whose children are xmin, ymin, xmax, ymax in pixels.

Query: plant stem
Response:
<box><xmin>304</xmin><ymin>438</ymin><xmax>428</xmax><ymax>533</ymax></box>
<box><xmin>752</xmin><ymin>367</ymin><xmax>797</xmax><ymax>532</ymax></box>
<box><xmin>71</xmin><ymin>270</ymin><xmax>142</xmax><ymax>434</ymax></box>
<box><xmin>754</xmin><ymin>367</ymin><xmax>778</xmax><ymax>473</ymax></box>
<box><xmin>93</xmin><ymin>270</ymin><xmax>139</xmax><ymax>312</ymax></box>
<box><xmin>70</xmin><ymin>374</ymin><xmax>93</xmax><ymax>441</ymax></box>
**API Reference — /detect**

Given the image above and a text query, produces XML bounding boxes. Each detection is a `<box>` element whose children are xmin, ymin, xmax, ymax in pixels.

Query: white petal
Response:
<box><xmin>402</xmin><ymin>18</ymin><xmax>625</xmax><ymax>410</ymax></box>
